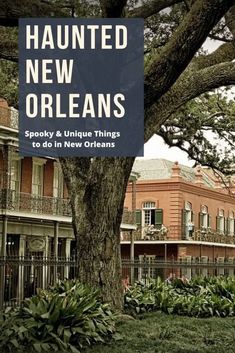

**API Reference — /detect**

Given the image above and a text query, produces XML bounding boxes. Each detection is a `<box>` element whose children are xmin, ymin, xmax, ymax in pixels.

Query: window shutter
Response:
<box><xmin>155</xmin><ymin>209</ymin><xmax>163</xmax><ymax>229</ymax></box>
<box><xmin>226</xmin><ymin>218</ymin><xmax>230</xmax><ymax>235</ymax></box>
<box><xmin>199</xmin><ymin>213</ymin><xmax>203</xmax><ymax>228</ymax></box>
<box><xmin>224</xmin><ymin>217</ymin><xmax>227</xmax><ymax>235</ymax></box>
<box><xmin>182</xmin><ymin>209</ymin><xmax>187</xmax><ymax>239</ymax></box>
<box><xmin>216</xmin><ymin>216</ymin><xmax>220</xmax><ymax>233</ymax></box>
<box><xmin>191</xmin><ymin>212</ymin><xmax>194</xmax><ymax>222</ymax></box>
<box><xmin>135</xmin><ymin>210</ymin><xmax>142</xmax><ymax>226</ymax></box>
<box><xmin>208</xmin><ymin>214</ymin><xmax>211</xmax><ymax>228</ymax></box>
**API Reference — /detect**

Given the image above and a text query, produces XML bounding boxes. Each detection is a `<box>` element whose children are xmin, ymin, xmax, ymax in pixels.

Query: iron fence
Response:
<box><xmin>0</xmin><ymin>256</ymin><xmax>235</xmax><ymax>310</ymax></box>
<box><xmin>0</xmin><ymin>256</ymin><xmax>78</xmax><ymax>309</ymax></box>
<box><xmin>122</xmin><ymin>258</ymin><xmax>235</xmax><ymax>285</ymax></box>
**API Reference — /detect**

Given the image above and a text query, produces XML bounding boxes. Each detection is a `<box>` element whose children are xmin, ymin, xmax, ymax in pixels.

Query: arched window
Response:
<box><xmin>228</xmin><ymin>211</ymin><xmax>235</xmax><ymax>236</ymax></box>
<box><xmin>216</xmin><ymin>209</ymin><xmax>225</xmax><ymax>234</ymax></box>
<box><xmin>183</xmin><ymin>202</ymin><xmax>194</xmax><ymax>239</ymax></box>
<box><xmin>185</xmin><ymin>201</ymin><xmax>192</xmax><ymax>211</ymax></box>
<box><xmin>199</xmin><ymin>205</ymin><xmax>210</xmax><ymax>230</ymax></box>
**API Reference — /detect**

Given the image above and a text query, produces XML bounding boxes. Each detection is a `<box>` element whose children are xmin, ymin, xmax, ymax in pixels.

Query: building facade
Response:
<box><xmin>0</xmin><ymin>99</ymin><xmax>135</xmax><ymax>304</ymax></box>
<box><xmin>123</xmin><ymin>159</ymin><xmax>235</xmax><ymax>278</ymax></box>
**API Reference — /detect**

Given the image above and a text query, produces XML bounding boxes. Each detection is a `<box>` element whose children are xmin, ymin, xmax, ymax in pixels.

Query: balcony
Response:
<box><xmin>121</xmin><ymin>225</ymin><xmax>235</xmax><ymax>245</ymax></box>
<box><xmin>0</xmin><ymin>189</ymin><xmax>135</xmax><ymax>225</ymax></box>
<box><xmin>0</xmin><ymin>106</ymin><xmax>18</xmax><ymax>130</ymax></box>
<box><xmin>0</xmin><ymin>190</ymin><xmax>71</xmax><ymax>217</ymax></box>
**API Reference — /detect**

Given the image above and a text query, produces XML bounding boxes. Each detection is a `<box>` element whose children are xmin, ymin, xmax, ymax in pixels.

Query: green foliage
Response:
<box><xmin>124</xmin><ymin>276</ymin><xmax>235</xmax><ymax>318</ymax></box>
<box><xmin>0</xmin><ymin>280</ymin><xmax>116</xmax><ymax>353</ymax></box>
<box><xmin>158</xmin><ymin>91</ymin><xmax>235</xmax><ymax>173</ymax></box>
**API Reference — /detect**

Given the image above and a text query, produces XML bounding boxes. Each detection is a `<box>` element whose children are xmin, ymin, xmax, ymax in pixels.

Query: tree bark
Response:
<box><xmin>60</xmin><ymin>157</ymin><xmax>134</xmax><ymax>309</ymax></box>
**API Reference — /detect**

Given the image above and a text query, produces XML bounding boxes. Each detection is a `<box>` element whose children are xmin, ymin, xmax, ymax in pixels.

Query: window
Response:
<box><xmin>199</xmin><ymin>205</ymin><xmax>210</xmax><ymax>230</ymax></box>
<box><xmin>53</xmin><ymin>163</ymin><xmax>64</xmax><ymax>198</ymax></box>
<box><xmin>228</xmin><ymin>211</ymin><xmax>235</xmax><ymax>236</ymax></box>
<box><xmin>183</xmin><ymin>202</ymin><xmax>194</xmax><ymax>238</ymax></box>
<box><xmin>135</xmin><ymin>203</ymin><xmax>163</xmax><ymax>237</ymax></box>
<box><xmin>31</xmin><ymin>158</ymin><xmax>45</xmax><ymax>213</ymax></box>
<box><xmin>32</xmin><ymin>163</ymin><xmax>43</xmax><ymax>196</ymax></box>
<box><xmin>10</xmin><ymin>159</ymin><xmax>21</xmax><ymax>193</ymax></box>
<box><xmin>143</xmin><ymin>202</ymin><xmax>156</xmax><ymax>226</ymax></box>
<box><xmin>10</xmin><ymin>157</ymin><xmax>21</xmax><ymax>208</ymax></box>
<box><xmin>216</xmin><ymin>209</ymin><xmax>225</xmax><ymax>234</ymax></box>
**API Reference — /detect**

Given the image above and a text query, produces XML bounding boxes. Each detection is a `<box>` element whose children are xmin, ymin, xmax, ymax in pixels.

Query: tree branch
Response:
<box><xmin>144</xmin><ymin>0</ymin><xmax>235</xmax><ymax>109</ymax></box>
<box><xmin>127</xmin><ymin>0</ymin><xmax>182</xmax><ymax>19</ymax></box>
<box><xmin>145</xmin><ymin>61</ymin><xmax>235</xmax><ymax>141</ymax></box>
<box><xmin>225</xmin><ymin>5</ymin><xmax>235</xmax><ymax>37</ymax></box>
<box><xmin>208</xmin><ymin>34</ymin><xmax>233</xmax><ymax>42</ymax></box>
<box><xmin>191</xmin><ymin>42</ymin><xmax>235</xmax><ymax>71</ymax></box>
<box><xmin>99</xmin><ymin>0</ymin><xmax>127</xmax><ymax>17</ymax></box>
<box><xmin>0</xmin><ymin>0</ymin><xmax>68</xmax><ymax>26</ymax></box>
<box><xmin>0</xmin><ymin>52</ymin><xmax>18</xmax><ymax>62</ymax></box>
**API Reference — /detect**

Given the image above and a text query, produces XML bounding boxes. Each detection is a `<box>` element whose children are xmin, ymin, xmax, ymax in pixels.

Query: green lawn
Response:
<box><xmin>85</xmin><ymin>312</ymin><xmax>235</xmax><ymax>353</ymax></box>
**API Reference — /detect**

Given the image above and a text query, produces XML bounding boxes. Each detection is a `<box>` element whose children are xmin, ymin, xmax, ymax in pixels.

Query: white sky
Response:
<box><xmin>141</xmin><ymin>39</ymin><xmax>227</xmax><ymax>167</ymax></box>
<box><xmin>141</xmin><ymin>135</ymin><xmax>194</xmax><ymax>166</ymax></box>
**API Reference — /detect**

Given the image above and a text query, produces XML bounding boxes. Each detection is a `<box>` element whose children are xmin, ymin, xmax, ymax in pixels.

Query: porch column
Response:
<box><xmin>130</xmin><ymin>230</ymin><xmax>134</xmax><ymax>284</ymax></box>
<box><xmin>131</xmin><ymin>179</ymin><xmax>136</xmax><ymax>219</ymax></box>
<box><xmin>18</xmin><ymin>235</ymin><xmax>26</xmax><ymax>301</ymax></box>
<box><xmin>0</xmin><ymin>215</ymin><xmax>8</xmax><ymax>309</ymax></box>
<box><xmin>164</xmin><ymin>243</ymin><xmax>167</xmax><ymax>279</ymax></box>
<box><xmin>53</xmin><ymin>221</ymin><xmax>59</xmax><ymax>282</ymax></box>
<box><xmin>1</xmin><ymin>215</ymin><xmax>7</xmax><ymax>257</ymax></box>
<box><xmin>64</xmin><ymin>238</ymin><xmax>71</xmax><ymax>279</ymax></box>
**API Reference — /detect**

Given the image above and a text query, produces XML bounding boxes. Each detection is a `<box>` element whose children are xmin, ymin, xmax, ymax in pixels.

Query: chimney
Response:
<box><xmin>195</xmin><ymin>166</ymin><xmax>204</xmax><ymax>185</ymax></box>
<box><xmin>171</xmin><ymin>161</ymin><xmax>181</xmax><ymax>179</ymax></box>
<box><xmin>214</xmin><ymin>177</ymin><xmax>222</xmax><ymax>190</ymax></box>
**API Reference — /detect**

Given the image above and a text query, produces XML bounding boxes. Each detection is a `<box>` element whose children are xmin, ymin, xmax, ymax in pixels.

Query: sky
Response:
<box><xmin>141</xmin><ymin>39</ymin><xmax>225</xmax><ymax>167</ymax></box>
<box><xmin>141</xmin><ymin>135</ymin><xmax>194</xmax><ymax>166</ymax></box>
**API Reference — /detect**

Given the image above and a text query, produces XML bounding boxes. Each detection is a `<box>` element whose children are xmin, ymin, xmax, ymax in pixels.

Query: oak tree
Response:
<box><xmin>0</xmin><ymin>0</ymin><xmax>235</xmax><ymax>308</ymax></box>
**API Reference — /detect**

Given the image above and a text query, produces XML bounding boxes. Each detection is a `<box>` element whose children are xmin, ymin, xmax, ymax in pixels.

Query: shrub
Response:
<box><xmin>0</xmin><ymin>280</ymin><xmax>116</xmax><ymax>353</ymax></box>
<box><xmin>124</xmin><ymin>276</ymin><xmax>235</xmax><ymax>318</ymax></box>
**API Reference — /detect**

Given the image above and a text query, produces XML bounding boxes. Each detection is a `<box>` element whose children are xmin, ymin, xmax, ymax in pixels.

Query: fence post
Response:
<box><xmin>130</xmin><ymin>230</ymin><xmax>135</xmax><ymax>285</ymax></box>
<box><xmin>53</xmin><ymin>221</ymin><xmax>59</xmax><ymax>283</ymax></box>
<box><xmin>18</xmin><ymin>235</ymin><xmax>26</xmax><ymax>302</ymax></box>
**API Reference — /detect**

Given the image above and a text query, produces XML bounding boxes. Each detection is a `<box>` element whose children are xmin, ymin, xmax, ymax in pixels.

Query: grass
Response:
<box><xmin>84</xmin><ymin>312</ymin><xmax>235</xmax><ymax>353</ymax></box>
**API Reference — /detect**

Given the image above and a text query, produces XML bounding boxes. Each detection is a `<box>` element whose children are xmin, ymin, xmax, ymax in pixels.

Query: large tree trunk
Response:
<box><xmin>60</xmin><ymin>157</ymin><xmax>134</xmax><ymax>309</ymax></box>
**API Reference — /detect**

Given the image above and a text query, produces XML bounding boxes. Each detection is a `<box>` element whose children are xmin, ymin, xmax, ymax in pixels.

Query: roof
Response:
<box><xmin>132</xmin><ymin>159</ymin><xmax>216</xmax><ymax>188</ymax></box>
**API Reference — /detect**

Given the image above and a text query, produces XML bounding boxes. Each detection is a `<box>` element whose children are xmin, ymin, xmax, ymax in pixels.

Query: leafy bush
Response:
<box><xmin>0</xmin><ymin>280</ymin><xmax>116</xmax><ymax>353</ymax></box>
<box><xmin>124</xmin><ymin>276</ymin><xmax>235</xmax><ymax>318</ymax></box>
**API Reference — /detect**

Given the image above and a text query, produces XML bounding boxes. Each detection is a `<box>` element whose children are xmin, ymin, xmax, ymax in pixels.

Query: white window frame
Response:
<box><xmin>142</xmin><ymin>201</ymin><xmax>156</xmax><ymax>227</ymax></box>
<box><xmin>53</xmin><ymin>162</ymin><xmax>64</xmax><ymax>199</ymax></box>
<box><xmin>201</xmin><ymin>205</ymin><xmax>208</xmax><ymax>229</ymax></box>
<box><xmin>218</xmin><ymin>209</ymin><xmax>225</xmax><ymax>235</ymax></box>
<box><xmin>228</xmin><ymin>211</ymin><xmax>235</xmax><ymax>236</ymax></box>
<box><xmin>32</xmin><ymin>158</ymin><xmax>46</xmax><ymax>196</ymax></box>
<box><xmin>10</xmin><ymin>156</ymin><xmax>21</xmax><ymax>193</ymax></box>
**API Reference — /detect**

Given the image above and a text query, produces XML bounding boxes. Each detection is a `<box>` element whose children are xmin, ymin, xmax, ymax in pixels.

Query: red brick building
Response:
<box><xmin>123</xmin><ymin>159</ymin><xmax>235</xmax><ymax>278</ymax></box>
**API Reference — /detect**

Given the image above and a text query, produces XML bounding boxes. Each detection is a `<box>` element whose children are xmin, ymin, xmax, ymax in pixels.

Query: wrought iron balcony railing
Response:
<box><xmin>0</xmin><ymin>189</ymin><xmax>71</xmax><ymax>216</ymax></box>
<box><xmin>121</xmin><ymin>225</ymin><xmax>235</xmax><ymax>245</ymax></box>
<box><xmin>0</xmin><ymin>106</ymin><xmax>18</xmax><ymax>130</ymax></box>
<box><xmin>0</xmin><ymin>189</ymin><xmax>135</xmax><ymax>224</ymax></box>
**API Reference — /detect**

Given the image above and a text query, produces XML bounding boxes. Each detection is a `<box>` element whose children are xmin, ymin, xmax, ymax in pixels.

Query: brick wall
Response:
<box><xmin>21</xmin><ymin>157</ymin><xmax>32</xmax><ymax>193</ymax></box>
